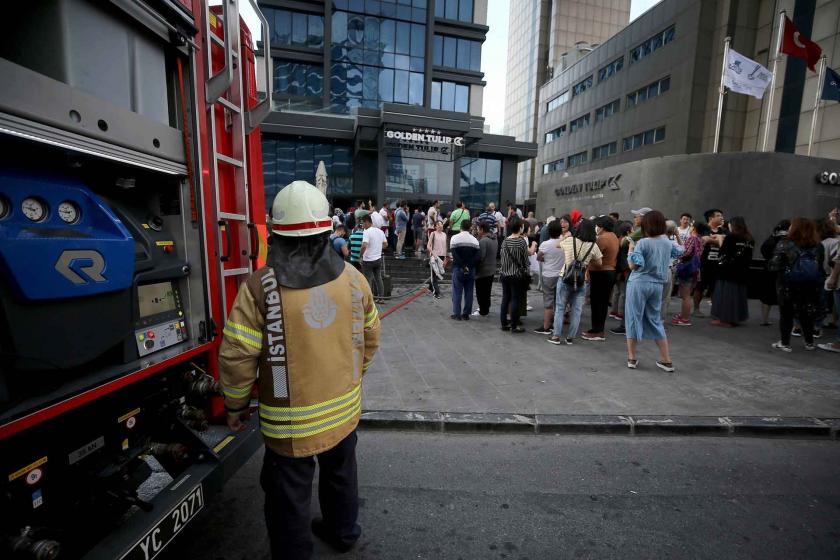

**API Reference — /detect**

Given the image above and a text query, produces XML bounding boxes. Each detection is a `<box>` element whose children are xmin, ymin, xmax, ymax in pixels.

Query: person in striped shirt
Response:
<box><xmin>348</xmin><ymin>224</ymin><xmax>364</xmax><ymax>271</ymax></box>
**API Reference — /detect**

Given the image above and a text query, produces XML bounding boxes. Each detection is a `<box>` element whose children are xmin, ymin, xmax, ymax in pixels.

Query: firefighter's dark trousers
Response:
<box><xmin>260</xmin><ymin>430</ymin><xmax>361</xmax><ymax>560</ymax></box>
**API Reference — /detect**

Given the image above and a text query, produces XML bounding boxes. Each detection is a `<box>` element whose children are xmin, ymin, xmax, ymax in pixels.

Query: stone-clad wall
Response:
<box><xmin>536</xmin><ymin>152</ymin><xmax>840</xmax><ymax>240</ymax></box>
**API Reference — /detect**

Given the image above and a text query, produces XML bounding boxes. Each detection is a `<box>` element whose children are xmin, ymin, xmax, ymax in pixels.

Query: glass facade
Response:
<box><xmin>430</xmin><ymin>80</ymin><xmax>469</xmax><ymax>112</ymax></box>
<box><xmin>434</xmin><ymin>0</ymin><xmax>473</xmax><ymax>23</ymax></box>
<box><xmin>598</xmin><ymin>56</ymin><xmax>624</xmax><ymax>82</ymax></box>
<box><xmin>622</xmin><ymin>126</ymin><xmax>666</xmax><ymax>152</ymax></box>
<box><xmin>386</xmin><ymin>155</ymin><xmax>453</xmax><ymax>195</ymax></box>
<box><xmin>630</xmin><ymin>26</ymin><xmax>675</xmax><ymax>64</ymax></box>
<box><xmin>330</xmin><ymin>1</ymin><xmax>426</xmax><ymax>113</ymax></box>
<box><xmin>544</xmin><ymin>125</ymin><xmax>565</xmax><ymax>144</ymax></box>
<box><xmin>542</xmin><ymin>158</ymin><xmax>565</xmax><ymax>174</ymax></box>
<box><xmin>274</xmin><ymin>60</ymin><xmax>324</xmax><ymax>98</ymax></box>
<box><xmin>546</xmin><ymin>90</ymin><xmax>569</xmax><ymax>112</ymax></box>
<box><xmin>594</xmin><ymin>99</ymin><xmax>620</xmax><ymax>122</ymax></box>
<box><xmin>433</xmin><ymin>34</ymin><xmax>482</xmax><ymax>71</ymax></box>
<box><xmin>459</xmin><ymin>157</ymin><xmax>502</xmax><ymax>214</ymax></box>
<box><xmin>569</xmin><ymin>113</ymin><xmax>590</xmax><ymax>133</ymax></box>
<box><xmin>592</xmin><ymin>141</ymin><xmax>617</xmax><ymax>160</ymax></box>
<box><xmin>261</xmin><ymin>139</ymin><xmax>354</xmax><ymax>209</ymax></box>
<box><xmin>571</xmin><ymin>75</ymin><xmax>593</xmax><ymax>97</ymax></box>
<box><xmin>567</xmin><ymin>151</ymin><xmax>587</xmax><ymax>168</ymax></box>
<box><xmin>264</xmin><ymin>8</ymin><xmax>325</xmax><ymax>49</ymax></box>
<box><xmin>626</xmin><ymin>76</ymin><xmax>670</xmax><ymax>108</ymax></box>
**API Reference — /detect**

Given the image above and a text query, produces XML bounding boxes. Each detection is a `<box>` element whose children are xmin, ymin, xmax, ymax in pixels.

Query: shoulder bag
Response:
<box><xmin>563</xmin><ymin>237</ymin><xmax>594</xmax><ymax>289</ymax></box>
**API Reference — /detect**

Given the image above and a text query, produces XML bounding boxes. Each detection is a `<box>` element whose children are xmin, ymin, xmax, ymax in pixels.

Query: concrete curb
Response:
<box><xmin>359</xmin><ymin>410</ymin><xmax>840</xmax><ymax>439</ymax></box>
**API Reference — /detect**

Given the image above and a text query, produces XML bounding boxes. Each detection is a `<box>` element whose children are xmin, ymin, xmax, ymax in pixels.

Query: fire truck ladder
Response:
<box><xmin>204</xmin><ymin>0</ymin><xmax>271</xmax><ymax>319</ymax></box>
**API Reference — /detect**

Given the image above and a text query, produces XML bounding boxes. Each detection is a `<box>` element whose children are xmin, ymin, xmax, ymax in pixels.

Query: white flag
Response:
<box><xmin>723</xmin><ymin>48</ymin><xmax>772</xmax><ymax>99</ymax></box>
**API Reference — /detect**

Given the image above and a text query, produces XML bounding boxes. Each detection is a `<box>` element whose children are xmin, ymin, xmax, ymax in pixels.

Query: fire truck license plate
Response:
<box><xmin>121</xmin><ymin>484</ymin><xmax>204</xmax><ymax>560</ymax></box>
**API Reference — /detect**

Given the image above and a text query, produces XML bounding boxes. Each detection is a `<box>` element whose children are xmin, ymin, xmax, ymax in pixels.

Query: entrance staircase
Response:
<box><xmin>383</xmin><ymin>252</ymin><xmax>450</xmax><ymax>287</ymax></box>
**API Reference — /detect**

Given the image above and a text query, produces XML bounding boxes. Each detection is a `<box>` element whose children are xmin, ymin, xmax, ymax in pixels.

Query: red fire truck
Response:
<box><xmin>0</xmin><ymin>1</ymin><xmax>270</xmax><ymax>557</ymax></box>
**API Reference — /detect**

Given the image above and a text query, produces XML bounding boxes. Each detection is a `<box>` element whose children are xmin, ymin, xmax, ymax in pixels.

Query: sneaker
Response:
<box><xmin>817</xmin><ymin>342</ymin><xmax>840</xmax><ymax>353</ymax></box>
<box><xmin>804</xmin><ymin>343</ymin><xmax>816</xmax><ymax>351</ymax></box>
<box><xmin>511</xmin><ymin>326</ymin><xmax>525</xmax><ymax>333</ymax></box>
<box><xmin>627</xmin><ymin>359</ymin><xmax>638</xmax><ymax>369</ymax></box>
<box><xmin>450</xmin><ymin>314</ymin><xmax>462</xmax><ymax>321</ymax></box>
<box><xmin>813</xmin><ymin>330</ymin><xmax>822</xmax><ymax>339</ymax></box>
<box><xmin>610</xmin><ymin>325</ymin><xmax>626</xmax><ymax>335</ymax></box>
<box><xmin>501</xmin><ymin>325</ymin><xmax>511</xmax><ymax>331</ymax></box>
<box><xmin>581</xmin><ymin>331</ymin><xmax>605</xmax><ymax>341</ymax></box>
<box><xmin>691</xmin><ymin>310</ymin><xmax>706</xmax><ymax>318</ymax></box>
<box><xmin>396</xmin><ymin>255</ymin><xmax>406</xmax><ymax>260</ymax></box>
<box><xmin>547</xmin><ymin>336</ymin><xmax>564</xmax><ymax>345</ymax></box>
<box><xmin>565</xmin><ymin>337</ymin><xmax>574</xmax><ymax>345</ymax></box>
<box><xmin>434</xmin><ymin>294</ymin><xmax>442</xmax><ymax>299</ymax></box>
<box><xmin>656</xmin><ymin>361</ymin><xmax>675</xmax><ymax>373</ymax></box>
<box><xmin>471</xmin><ymin>310</ymin><xmax>481</xmax><ymax>316</ymax></box>
<box><xmin>671</xmin><ymin>316</ymin><xmax>692</xmax><ymax>327</ymax></box>
<box><xmin>791</xmin><ymin>327</ymin><xmax>802</xmax><ymax>337</ymax></box>
<box><xmin>771</xmin><ymin>341</ymin><xmax>792</xmax><ymax>353</ymax></box>
<box><xmin>526</xmin><ymin>305</ymin><xmax>534</xmax><ymax>311</ymax></box>
<box><xmin>533</xmin><ymin>326</ymin><xmax>553</xmax><ymax>335</ymax></box>
<box><xmin>462</xmin><ymin>314</ymin><xmax>470</xmax><ymax>321</ymax></box>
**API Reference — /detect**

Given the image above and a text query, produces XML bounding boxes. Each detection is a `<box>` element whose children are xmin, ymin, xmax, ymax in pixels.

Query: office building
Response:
<box><xmin>256</xmin><ymin>0</ymin><xmax>536</xmax><ymax>215</ymax></box>
<box><xmin>534</xmin><ymin>0</ymin><xmax>840</xmax><ymax>238</ymax></box>
<box><xmin>504</xmin><ymin>0</ymin><xmax>629</xmax><ymax>208</ymax></box>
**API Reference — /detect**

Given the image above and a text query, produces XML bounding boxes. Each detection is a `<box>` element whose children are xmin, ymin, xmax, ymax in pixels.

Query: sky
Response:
<box><xmin>482</xmin><ymin>0</ymin><xmax>661</xmax><ymax>135</ymax></box>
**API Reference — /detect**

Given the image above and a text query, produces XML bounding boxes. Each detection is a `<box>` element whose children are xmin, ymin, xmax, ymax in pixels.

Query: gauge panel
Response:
<box><xmin>21</xmin><ymin>197</ymin><xmax>47</xmax><ymax>222</ymax></box>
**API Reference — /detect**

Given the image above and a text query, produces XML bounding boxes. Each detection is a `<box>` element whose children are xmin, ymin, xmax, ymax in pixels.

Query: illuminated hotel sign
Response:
<box><xmin>384</xmin><ymin>127</ymin><xmax>466</xmax><ymax>161</ymax></box>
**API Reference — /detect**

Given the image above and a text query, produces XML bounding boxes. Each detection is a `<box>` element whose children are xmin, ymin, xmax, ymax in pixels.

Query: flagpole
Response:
<box><xmin>714</xmin><ymin>36</ymin><xmax>731</xmax><ymax>154</ymax></box>
<box><xmin>761</xmin><ymin>10</ymin><xmax>786</xmax><ymax>152</ymax></box>
<box><xmin>808</xmin><ymin>55</ymin><xmax>827</xmax><ymax>156</ymax></box>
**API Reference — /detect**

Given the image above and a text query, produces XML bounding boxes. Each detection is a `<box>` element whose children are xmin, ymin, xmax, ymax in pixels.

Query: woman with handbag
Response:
<box><xmin>426</xmin><ymin>222</ymin><xmax>447</xmax><ymax>299</ymax></box>
<box><xmin>548</xmin><ymin>219</ymin><xmax>602</xmax><ymax>345</ymax></box>
<box><xmin>624</xmin><ymin>210</ymin><xmax>683</xmax><ymax>371</ymax></box>
<box><xmin>709</xmin><ymin>216</ymin><xmax>754</xmax><ymax>327</ymax></box>
<box><xmin>671</xmin><ymin>221</ymin><xmax>708</xmax><ymax>326</ymax></box>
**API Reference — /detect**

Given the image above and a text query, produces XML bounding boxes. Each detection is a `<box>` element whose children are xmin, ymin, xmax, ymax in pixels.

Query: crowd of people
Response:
<box><xmin>328</xmin><ymin>199</ymin><xmax>840</xmax><ymax>370</ymax></box>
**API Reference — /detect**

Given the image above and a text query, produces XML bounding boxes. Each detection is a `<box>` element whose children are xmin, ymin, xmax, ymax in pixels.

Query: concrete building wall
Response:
<box><xmin>535</xmin><ymin>151</ymin><xmax>840</xmax><ymax>240</ymax></box>
<box><xmin>534</xmin><ymin>0</ymin><xmax>840</xmax><ymax>215</ymax></box>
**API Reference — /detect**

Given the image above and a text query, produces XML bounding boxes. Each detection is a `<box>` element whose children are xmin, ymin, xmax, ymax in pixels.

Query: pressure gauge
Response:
<box><xmin>58</xmin><ymin>201</ymin><xmax>80</xmax><ymax>224</ymax></box>
<box><xmin>0</xmin><ymin>196</ymin><xmax>9</xmax><ymax>220</ymax></box>
<box><xmin>21</xmin><ymin>197</ymin><xmax>47</xmax><ymax>222</ymax></box>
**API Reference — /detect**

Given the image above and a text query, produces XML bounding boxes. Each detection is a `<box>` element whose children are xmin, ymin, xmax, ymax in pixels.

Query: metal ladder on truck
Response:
<box><xmin>204</xmin><ymin>0</ymin><xmax>271</xmax><ymax>319</ymax></box>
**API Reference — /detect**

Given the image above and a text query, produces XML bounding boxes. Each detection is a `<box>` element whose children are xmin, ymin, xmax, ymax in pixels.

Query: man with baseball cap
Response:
<box><xmin>219</xmin><ymin>180</ymin><xmax>381</xmax><ymax>559</ymax></box>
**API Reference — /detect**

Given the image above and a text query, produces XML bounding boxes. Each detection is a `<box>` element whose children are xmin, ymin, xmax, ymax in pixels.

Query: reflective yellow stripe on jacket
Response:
<box><xmin>364</xmin><ymin>307</ymin><xmax>379</xmax><ymax>328</ymax></box>
<box><xmin>222</xmin><ymin>384</ymin><xmax>253</xmax><ymax>400</ymax></box>
<box><xmin>223</xmin><ymin>320</ymin><xmax>263</xmax><ymax>350</ymax></box>
<box><xmin>259</xmin><ymin>385</ymin><xmax>362</xmax><ymax>439</ymax></box>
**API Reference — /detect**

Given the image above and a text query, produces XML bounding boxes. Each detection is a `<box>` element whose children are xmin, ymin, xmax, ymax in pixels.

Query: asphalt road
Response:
<box><xmin>166</xmin><ymin>431</ymin><xmax>840</xmax><ymax>560</ymax></box>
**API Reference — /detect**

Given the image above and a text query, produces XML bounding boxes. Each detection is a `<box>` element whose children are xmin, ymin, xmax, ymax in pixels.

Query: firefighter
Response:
<box><xmin>219</xmin><ymin>180</ymin><xmax>381</xmax><ymax>559</ymax></box>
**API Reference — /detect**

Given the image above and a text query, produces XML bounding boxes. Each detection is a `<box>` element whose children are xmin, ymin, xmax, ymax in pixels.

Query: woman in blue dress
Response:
<box><xmin>625</xmin><ymin>210</ymin><xmax>684</xmax><ymax>372</ymax></box>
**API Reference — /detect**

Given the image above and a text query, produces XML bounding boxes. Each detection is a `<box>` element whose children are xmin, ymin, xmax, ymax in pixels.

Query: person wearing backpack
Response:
<box><xmin>548</xmin><ymin>219</ymin><xmax>602</xmax><ymax>345</ymax></box>
<box><xmin>770</xmin><ymin>217</ymin><xmax>826</xmax><ymax>351</ymax></box>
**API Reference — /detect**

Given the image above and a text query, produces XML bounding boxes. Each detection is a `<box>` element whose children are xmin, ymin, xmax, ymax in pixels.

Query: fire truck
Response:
<box><xmin>0</xmin><ymin>0</ymin><xmax>271</xmax><ymax>557</ymax></box>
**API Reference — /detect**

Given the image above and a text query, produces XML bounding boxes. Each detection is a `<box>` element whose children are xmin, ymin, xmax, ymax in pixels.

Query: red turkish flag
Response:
<box><xmin>780</xmin><ymin>15</ymin><xmax>822</xmax><ymax>71</ymax></box>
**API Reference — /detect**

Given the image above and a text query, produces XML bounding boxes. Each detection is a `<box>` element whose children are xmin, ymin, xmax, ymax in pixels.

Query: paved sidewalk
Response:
<box><xmin>362</xmin><ymin>284</ymin><xmax>840</xmax><ymax>418</ymax></box>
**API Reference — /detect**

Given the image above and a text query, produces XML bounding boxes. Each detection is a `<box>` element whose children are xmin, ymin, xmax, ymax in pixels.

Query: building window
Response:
<box><xmin>594</xmin><ymin>99</ymin><xmax>620</xmax><ymax>123</ymax></box>
<box><xmin>546</xmin><ymin>90</ymin><xmax>569</xmax><ymax>112</ymax></box>
<box><xmin>265</xmin><ymin>7</ymin><xmax>324</xmax><ymax>49</ymax></box>
<box><xmin>434</xmin><ymin>0</ymin><xmax>473</xmax><ymax>23</ymax></box>
<box><xmin>460</xmin><ymin>157</ymin><xmax>502</xmax><ymax>214</ymax></box>
<box><xmin>273</xmin><ymin>60</ymin><xmax>324</xmax><ymax>98</ymax></box>
<box><xmin>622</xmin><ymin>126</ymin><xmax>666</xmax><ymax>152</ymax></box>
<box><xmin>330</xmin><ymin>6</ymin><xmax>425</xmax><ymax>113</ymax></box>
<box><xmin>569</xmin><ymin>113</ymin><xmax>590</xmax><ymax>133</ymax></box>
<box><xmin>626</xmin><ymin>76</ymin><xmax>670</xmax><ymax>108</ymax></box>
<box><xmin>572</xmin><ymin>75</ymin><xmax>593</xmax><ymax>97</ymax></box>
<box><xmin>567</xmin><ymin>151</ymin><xmax>588</xmax><ymax>168</ymax></box>
<box><xmin>261</xmin><ymin>138</ymin><xmax>353</xmax><ymax>209</ymax></box>
<box><xmin>597</xmin><ymin>56</ymin><xmax>623</xmax><ymax>82</ymax></box>
<box><xmin>431</xmin><ymin>80</ymin><xmax>469</xmax><ymax>112</ymax></box>
<box><xmin>433</xmin><ymin>34</ymin><xmax>482</xmax><ymax>71</ymax></box>
<box><xmin>387</xmin><ymin>155</ymin><xmax>454</xmax><ymax>195</ymax></box>
<box><xmin>333</xmin><ymin>0</ymin><xmax>427</xmax><ymax>23</ymax></box>
<box><xmin>544</xmin><ymin>125</ymin><xmax>566</xmax><ymax>144</ymax></box>
<box><xmin>542</xmin><ymin>159</ymin><xmax>565</xmax><ymax>174</ymax></box>
<box><xmin>592</xmin><ymin>141</ymin><xmax>617</xmax><ymax>161</ymax></box>
<box><xmin>630</xmin><ymin>26</ymin><xmax>675</xmax><ymax>64</ymax></box>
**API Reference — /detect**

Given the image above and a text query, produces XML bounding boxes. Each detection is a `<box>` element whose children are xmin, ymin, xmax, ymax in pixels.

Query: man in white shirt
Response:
<box><xmin>427</xmin><ymin>200</ymin><xmax>440</xmax><ymax>232</ymax></box>
<box><xmin>490</xmin><ymin>202</ymin><xmax>505</xmax><ymax>236</ymax></box>
<box><xmin>360</xmin><ymin>214</ymin><xmax>388</xmax><ymax>303</ymax></box>
<box><xmin>533</xmin><ymin>220</ymin><xmax>565</xmax><ymax>334</ymax></box>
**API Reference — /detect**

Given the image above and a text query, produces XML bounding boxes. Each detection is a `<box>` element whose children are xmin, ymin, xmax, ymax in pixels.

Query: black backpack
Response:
<box><xmin>785</xmin><ymin>247</ymin><xmax>822</xmax><ymax>285</ymax></box>
<box><xmin>563</xmin><ymin>237</ymin><xmax>594</xmax><ymax>289</ymax></box>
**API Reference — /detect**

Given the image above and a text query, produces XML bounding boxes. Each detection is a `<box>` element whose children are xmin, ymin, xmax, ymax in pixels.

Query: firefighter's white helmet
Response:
<box><xmin>270</xmin><ymin>180</ymin><xmax>332</xmax><ymax>237</ymax></box>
